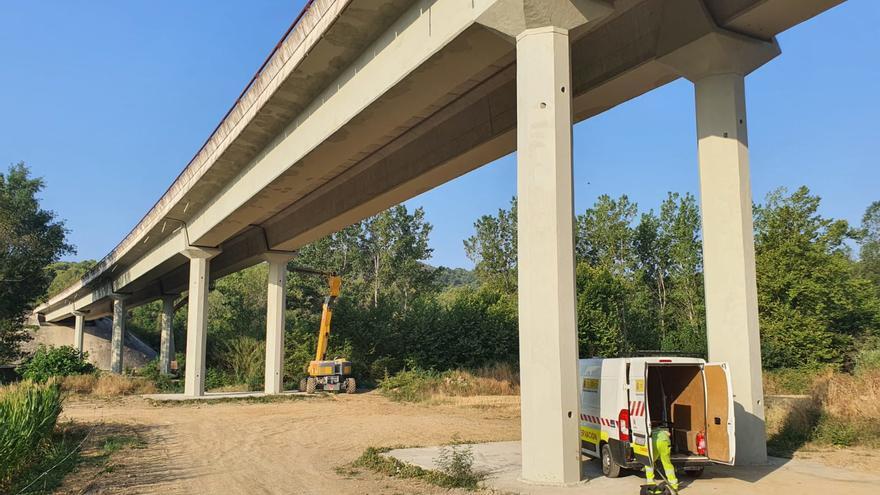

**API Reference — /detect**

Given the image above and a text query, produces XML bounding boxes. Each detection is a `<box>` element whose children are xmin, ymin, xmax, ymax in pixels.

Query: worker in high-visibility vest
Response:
<box><xmin>645</xmin><ymin>426</ymin><xmax>679</xmax><ymax>491</ymax></box>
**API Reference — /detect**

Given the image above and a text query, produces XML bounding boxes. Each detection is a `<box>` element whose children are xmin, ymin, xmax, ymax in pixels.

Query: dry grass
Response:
<box><xmin>437</xmin><ymin>364</ymin><xmax>520</xmax><ymax>397</ymax></box>
<box><xmin>766</xmin><ymin>369</ymin><xmax>880</xmax><ymax>453</ymax></box>
<box><xmin>813</xmin><ymin>369</ymin><xmax>880</xmax><ymax>419</ymax></box>
<box><xmin>765</xmin><ymin>396</ymin><xmax>820</xmax><ymax>435</ymax></box>
<box><xmin>60</xmin><ymin>374</ymin><xmax>157</xmax><ymax>396</ymax></box>
<box><xmin>379</xmin><ymin>363</ymin><xmax>519</xmax><ymax>402</ymax></box>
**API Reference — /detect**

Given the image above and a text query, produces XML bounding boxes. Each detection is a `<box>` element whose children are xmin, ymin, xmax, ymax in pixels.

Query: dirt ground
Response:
<box><xmin>53</xmin><ymin>392</ymin><xmax>880</xmax><ymax>495</ymax></box>
<box><xmin>54</xmin><ymin>393</ymin><xmax>521</xmax><ymax>495</ymax></box>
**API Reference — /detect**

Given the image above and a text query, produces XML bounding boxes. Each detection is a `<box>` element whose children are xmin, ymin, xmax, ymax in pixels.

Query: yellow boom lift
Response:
<box><xmin>294</xmin><ymin>268</ymin><xmax>355</xmax><ymax>394</ymax></box>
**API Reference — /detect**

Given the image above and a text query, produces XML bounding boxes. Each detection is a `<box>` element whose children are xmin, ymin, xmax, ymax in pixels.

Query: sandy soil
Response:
<box><xmin>53</xmin><ymin>392</ymin><xmax>880</xmax><ymax>495</ymax></box>
<box><xmin>54</xmin><ymin>393</ymin><xmax>521</xmax><ymax>495</ymax></box>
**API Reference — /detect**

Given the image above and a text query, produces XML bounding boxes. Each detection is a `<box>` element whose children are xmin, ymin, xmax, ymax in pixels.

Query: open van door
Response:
<box><xmin>703</xmin><ymin>362</ymin><xmax>735</xmax><ymax>465</ymax></box>
<box><xmin>628</xmin><ymin>360</ymin><xmax>652</xmax><ymax>466</ymax></box>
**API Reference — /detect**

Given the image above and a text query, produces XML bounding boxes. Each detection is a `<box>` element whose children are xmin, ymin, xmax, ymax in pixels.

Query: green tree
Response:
<box><xmin>464</xmin><ymin>197</ymin><xmax>518</xmax><ymax>293</ymax></box>
<box><xmin>348</xmin><ymin>205</ymin><xmax>434</xmax><ymax>308</ymax></box>
<box><xmin>860</xmin><ymin>201</ymin><xmax>880</xmax><ymax>285</ymax></box>
<box><xmin>658</xmin><ymin>193</ymin><xmax>705</xmax><ymax>354</ymax></box>
<box><xmin>576</xmin><ymin>263</ymin><xmax>628</xmax><ymax>357</ymax></box>
<box><xmin>576</xmin><ymin>194</ymin><xmax>638</xmax><ymax>274</ymax></box>
<box><xmin>754</xmin><ymin>187</ymin><xmax>880</xmax><ymax>368</ymax></box>
<box><xmin>1</xmin><ymin>164</ymin><xmax>73</xmax><ymax>362</ymax></box>
<box><xmin>45</xmin><ymin>260</ymin><xmax>96</xmax><ymax>299</ymax></box>
<box><xmin>575</xmin><ymin>195</ymin><xmax>647</xmax><ymax>352</ymax></box>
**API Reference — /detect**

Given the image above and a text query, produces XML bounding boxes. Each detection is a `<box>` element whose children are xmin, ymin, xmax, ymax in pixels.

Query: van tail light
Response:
<box><xmin>696</xmin><ymin>431</ymin><xmax>706</xmax><ymax>455</ymax></box>
<box><xmin>618</xmin><ymin>409</ymin><xmax>630</xmax><ymax>442</ymax></box>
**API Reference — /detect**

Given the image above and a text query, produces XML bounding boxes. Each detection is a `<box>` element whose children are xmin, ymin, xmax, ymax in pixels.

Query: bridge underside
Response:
<box><xmin>44</xmin><ymin>0</ymin><xmax>839</xmax><ymax>322</ymax></box>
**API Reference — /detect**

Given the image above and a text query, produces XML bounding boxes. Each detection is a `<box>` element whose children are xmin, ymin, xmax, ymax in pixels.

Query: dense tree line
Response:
<box><xmin>467</xmin><ymin>187</ymin><xmax>880</xmax><ymax>369</ymax></box>
<box><xmin>140</xmin><ymin>185</ymin><xmax>874</xmax><ymax>385</ymax></box>
<box><xmin>120</xmin><ymin>187</ymin><xmax>880</xmax><ymax>383</ymax></box>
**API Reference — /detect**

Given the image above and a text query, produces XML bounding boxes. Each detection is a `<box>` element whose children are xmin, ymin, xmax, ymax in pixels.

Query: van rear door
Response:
<box><xmin>627</xmin><ymin>360</ymin><xmax>651</xmax><ymax>466</ymax></box>
<box><xmin>703</xmin><ymin>362</ymin><xmax>735</xmax><ymax>465</ymax></box>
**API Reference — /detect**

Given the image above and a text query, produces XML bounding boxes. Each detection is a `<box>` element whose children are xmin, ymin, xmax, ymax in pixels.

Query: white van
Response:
<box><xmin>578</xmin><ymin>357</ymin><xmax>735</xmax><ymax>478</ymax></box>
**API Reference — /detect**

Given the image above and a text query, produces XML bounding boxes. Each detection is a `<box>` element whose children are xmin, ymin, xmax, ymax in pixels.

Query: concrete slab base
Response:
<box><xmin>143</xmin><ymin>390</ymin><xmax>307</xmax><ymax>401</ymax></box>
<box><xmin>385</xmin><ymin>441</ymin><xmax>880</xmax><ymax>495</ymax></box>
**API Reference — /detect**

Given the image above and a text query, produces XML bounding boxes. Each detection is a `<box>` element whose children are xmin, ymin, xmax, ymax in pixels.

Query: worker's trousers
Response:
<box><xmin>646</xmin><ymin>431</ymin><xmax>679</xmax><ymax>489</ymax></box>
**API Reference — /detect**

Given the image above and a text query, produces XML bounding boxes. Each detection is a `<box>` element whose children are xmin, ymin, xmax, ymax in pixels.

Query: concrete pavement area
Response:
<box><xmin>386</xmin><ymin>441</ymin><xmax>880</xmax><ymax>495</ymax></box>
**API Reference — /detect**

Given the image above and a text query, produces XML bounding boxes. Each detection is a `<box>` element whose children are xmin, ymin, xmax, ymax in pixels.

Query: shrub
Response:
<box><xmin>378</xmin><ymin>369</ymin><xmax>441</xmax><ymax>402</ymax></box>
<box><xmin>18</xmin><ymin>345</ymin><xmax>94</xmax><ymax>382</ymax></box>
<box><xmin>136</xmin><ymin>359</ymin><xmax>182</xmax><ymax>393</ymax></box>
<box><xmin>0</xmin><ymin>380</ymin><xmax>63</xmax><ymax>489</ymax></box>
<box><xmin>812</xmin><ymin>414</ymin><xmax>858</xmax><ymax>447</ymax></box>
<box><xmin>434</xmin><ymin>440</ymin><xmax>485</xmax><ymax>489</ymax></box>
<box><xmin>854</xmin><ymin>343</ymin><xmax>880</xmax><ymax>375</ymax></box>
<box><xmin>223</xmin><ymin>337</ymin><xmax>265</xmax><ymax>386</ymax></box>
<box><xmin>763</xmin><ymin>367</ymin><xmax>827</xmax><ymax>395</ymax></box>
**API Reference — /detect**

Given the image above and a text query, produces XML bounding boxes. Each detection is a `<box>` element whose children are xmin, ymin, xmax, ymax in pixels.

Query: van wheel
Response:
<box><xmin>601</xmin><ymin>444</ymin><xmax>622</xmax><ymax>478</ymax></box>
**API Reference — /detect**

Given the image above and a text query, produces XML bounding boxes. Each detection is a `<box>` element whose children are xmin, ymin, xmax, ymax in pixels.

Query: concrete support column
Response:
<box><xmin>264</xmin><ymin>252</ymin><xmax>296</xmax><ymax>394</ymax></box>
<box><xmin>182</xmin><ymin>247</ymin><xmax>221</xmax><ymax>397</ymax></box>
<box><xmin>658</xmin><ymin>28</ymin><xmax>780</xmax><ymax>465</ymax></box>
<box><xmin>515</xmin><ymin>26</ymin><xmax>580</xmax><ymax>485</ymax></box>
<box><xmin>159</xmin><ymin>295</ymin><xmax>177</xmax><ymax>375</ymax></box>
<box><xmin>72</xmin><ymin>311</ymin><xmax>85</xmax><ymax>356</ymax></box>
<box><xmin>475</xmin><ymin>0</ymin><xmax>611</xmax><ymax>484</ymax></box>
<box><xmin>694</xmin><ymin>73</ymin><xmax>767</xmax><ymax>464</ymax></box>
<box><xmin>109</xmin><ymin>295</ymin><xmax>128</xmax><ymax>374</ymax></box>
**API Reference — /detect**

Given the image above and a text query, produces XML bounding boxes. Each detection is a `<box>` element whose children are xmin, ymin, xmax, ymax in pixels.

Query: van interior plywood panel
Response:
<box><xmin>647</xmin><ymin>365</ymin><xmax>706</xmax><ymax>455</ymax></box>
<box><xmin>705</xmin><ymin>365</ymin><xmax>731</xmax><ymax>462</ymax></box>
<box><xmin>670</xmin><ymin>369</ymin><xmax>706</xmax><ymax>453</ymax></box>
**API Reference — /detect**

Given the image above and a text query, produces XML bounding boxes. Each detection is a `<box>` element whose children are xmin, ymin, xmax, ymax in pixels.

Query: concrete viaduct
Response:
<box><xmin>34</xmin><ymin>0</ymin><xmax>844</xmax><ymax>484</ymax></box>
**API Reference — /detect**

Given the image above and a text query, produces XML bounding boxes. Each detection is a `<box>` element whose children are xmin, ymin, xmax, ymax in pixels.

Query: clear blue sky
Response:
<box><xmin>1</xmin><ymin>1</ymin><xmax>877</xmax><ymax>269</ymax></box>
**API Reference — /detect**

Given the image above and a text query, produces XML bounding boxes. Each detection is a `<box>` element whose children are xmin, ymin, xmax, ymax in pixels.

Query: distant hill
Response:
<box><xmin>433</xmin><ymin>266</ymin><xmax>477</xmax><ymax>289</ymax></box>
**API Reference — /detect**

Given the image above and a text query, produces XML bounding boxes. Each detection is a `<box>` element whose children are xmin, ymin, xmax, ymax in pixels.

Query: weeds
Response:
<box><xmin>0</xmin><ymin>380</ymin><xmax>64</xmax><ymax>492</ymax></box>
<box><xmin>6</xmin><ymin>423</ymin><xmax>87</xmax><ymax>495</ymax></box>
<box><xmin>223</xmin><ymin>337</ymin><xmax>265</xmax><ymax>389</ymax></box>
<box><xmin>351</xmin><ymin>441</ymin><xmax>486</xmax><ymax>490</ymax></box>
<box><xmin>99</xmin><ymin>434</ymin><xmax>146</xmax><ymax>455</ymax></box>
<box><xmin>434</xmin><ymin>440</ymin><xmax>486</xmax><ymax>489</ymax></box>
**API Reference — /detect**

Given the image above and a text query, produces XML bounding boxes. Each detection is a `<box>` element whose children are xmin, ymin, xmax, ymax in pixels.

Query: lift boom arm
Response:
<box><xmin>314</xmin><ymin>274</ymin><xmax>341</xmax><ymax>362</ymax></box>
